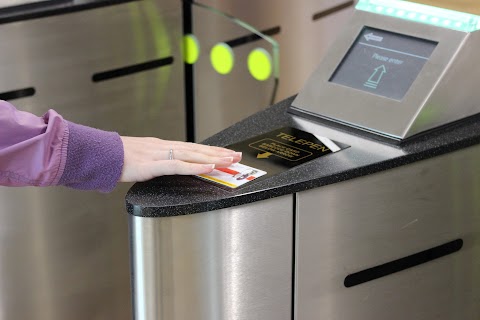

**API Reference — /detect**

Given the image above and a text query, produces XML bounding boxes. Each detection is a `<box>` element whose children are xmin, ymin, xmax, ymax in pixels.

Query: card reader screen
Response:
<box><xmin>329</xmin><ymin>27</ymin><xmax>437</xmax><ymax>101</ymax></box>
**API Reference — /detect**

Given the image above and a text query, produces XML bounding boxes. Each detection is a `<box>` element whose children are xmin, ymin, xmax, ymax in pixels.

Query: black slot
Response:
<box><xmin>0</xmin><ymin>87</ymin><xmax>35</xmax><ymax>101</ymax></box>
<box><xmin>92</xmin><ymin>57</ymin><xmax>174</xmax><ymax>82</ymax></box>
<box><xmin>344</xmin><ymin>239</ymin><xmax>463</xmax><ymax>288</ymax></box>
<box><xmin>312</xmin><ymin>1</ymin><xmax>354</xmax><ymax>21</ymax></box>
<box><xmin>225</xmin><ymin>26</ymin><xmax>281</xmax><ymax>48</ymax></box>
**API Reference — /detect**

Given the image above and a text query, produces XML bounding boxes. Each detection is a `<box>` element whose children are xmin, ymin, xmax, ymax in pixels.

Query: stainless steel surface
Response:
<box><xmin>194</xmin><ymin>0</ymin><xmax>354</xmax><ymax>141</ymax></box>
<box><xmin>1</xmin><ymin>1</ymin><xmax>183</xmax><ymax>136</ymax></box>
<box><xmin>130</xmin><ymin>195</ymin><xmax>294</xmax><ymax>320</ymax></box>
<box><xmin>296</xmin><ymin>144</ymin><xmax>480</xmax><ymax>320</ymax></box>
<box><xmin>0</xmin><ymin>1</ymin><xmax>184</xmax><ymax>319</ymax></box>
<box><xmin>293</xmin><ymin>10</ymin><xmax>480</xmax><ymax>140</ymax></box>
<box><xmin>0</xmin><ymin>185</ymin><xmax>132</xmax><ymax>320</ymax></box>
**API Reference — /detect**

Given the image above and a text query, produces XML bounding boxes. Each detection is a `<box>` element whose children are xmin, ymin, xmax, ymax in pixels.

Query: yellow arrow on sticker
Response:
<box><xmin>257</xmin><ymin>152</ymin><xmax>272</xmax><ymax>159</ymax></box>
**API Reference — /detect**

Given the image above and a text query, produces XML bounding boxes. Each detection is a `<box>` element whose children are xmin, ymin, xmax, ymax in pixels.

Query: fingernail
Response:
<box><xmin>234</xmin><ymin>152</ymin><xmax>242</xmax><ymax>158</ymax></box>
<box><xmin>203</xmin><ymin>164</ymin><xmax>215</xmax><ymax>169</ymax></box>
<box><xmin>220</xmin><ymin>157</ymin><xmax>234</xmax><ymax>162</ymax></box>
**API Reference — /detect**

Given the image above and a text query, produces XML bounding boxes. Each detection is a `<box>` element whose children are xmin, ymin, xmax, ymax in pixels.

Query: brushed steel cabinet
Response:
<box><xmin>130</xmin><ymin>195</ymin><xmax>294</xmax><ymax>320</ymax></box>
<box><xmin>295</xmin><ymin>145</ymin><xmax>480</xmax><ymax>320</ymax></box>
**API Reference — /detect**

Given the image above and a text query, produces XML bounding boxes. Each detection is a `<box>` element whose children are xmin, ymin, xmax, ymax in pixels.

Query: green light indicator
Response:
<box><xmin>247</xmin><ymin>48</ymin><xmax>273</xmax><ymax>81</ymax></box>
<box><xmin>210</xmin><ymin>42</ymin><xmax>234</xmax><ymax>75</ymax></box>
<box><xmin>356</xmin><ymin>0</ymin><xmax>480</xmax><ymax>32</ymax></box>
<box><xmin>183</xmin><ymin>34</ymin><xmax>200</xmax><ymax>65</ymax></box>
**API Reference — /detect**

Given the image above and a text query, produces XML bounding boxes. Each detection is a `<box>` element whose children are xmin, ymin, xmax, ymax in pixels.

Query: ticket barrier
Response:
<box><xmin>126</xmin><ymin>1</ymin><xmax>480</xmax><ymax>319</ymax></box>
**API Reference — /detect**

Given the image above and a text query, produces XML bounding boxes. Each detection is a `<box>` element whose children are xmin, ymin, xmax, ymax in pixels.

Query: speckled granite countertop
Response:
<box><xmin>126</xmin><ymin>95</ymin><xmax>480</xmax><ymax>217</ymax></box>
<box><xmin>0</xmin><ymin>0</ymin><xmax>136</xmax><ymax>24</ymax></box>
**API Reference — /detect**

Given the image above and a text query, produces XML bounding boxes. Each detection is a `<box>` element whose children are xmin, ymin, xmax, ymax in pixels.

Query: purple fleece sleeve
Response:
<box><xmin>0</xmin><ymin>100</ymin><xmax>124</xmax><ymax>192</ymax></box>
<box><xmin>0</xmin><ymin>100</ymin><xmax>68</xmax><ymax>187</ymax></box>
<box><xmin>58</xmin><ymin>121</ymin><xmax>124</xmax><ymax>193</ymax></box>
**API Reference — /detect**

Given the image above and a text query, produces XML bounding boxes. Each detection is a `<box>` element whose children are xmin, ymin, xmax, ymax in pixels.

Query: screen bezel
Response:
<box><xmin>292</xmin><ymin>10</ymin><xmax>466</xmax><ymax>139</ymax></box>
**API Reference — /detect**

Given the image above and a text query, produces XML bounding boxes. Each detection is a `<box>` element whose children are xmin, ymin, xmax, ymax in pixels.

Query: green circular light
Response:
<box><xmin>210</xmin><ymin>43</ymin><xmax>234</xmax><ymax>75</ymax></box>
<box><xmin>183</xmin><ymin>34</ymin><xmax>200</xmax><ymax>64</ymax></box>
<box><xmin>247</xmin><ymin>48</ymin><xmax>272</xmax><ymax>81</ymax></box>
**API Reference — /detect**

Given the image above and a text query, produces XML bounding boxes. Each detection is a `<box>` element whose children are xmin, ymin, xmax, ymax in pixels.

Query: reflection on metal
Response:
<box><xmin>130</xmin><ymin>195</ymin><xmax>294</xmax><ymax>320</ymax></box>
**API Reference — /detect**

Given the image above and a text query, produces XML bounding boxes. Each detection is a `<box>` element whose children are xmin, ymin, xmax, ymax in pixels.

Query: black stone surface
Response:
<box><xmin>126</xmin><ymin>95</ymin><xmax>480</xmax><ymax>217</ymax></box>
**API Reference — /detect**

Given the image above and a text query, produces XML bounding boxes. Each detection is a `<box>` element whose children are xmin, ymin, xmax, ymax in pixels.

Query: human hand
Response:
<box><xmin>119</xmin><ymin>136</ymin><xmax>242</xmax><ymax>182</ymax></box>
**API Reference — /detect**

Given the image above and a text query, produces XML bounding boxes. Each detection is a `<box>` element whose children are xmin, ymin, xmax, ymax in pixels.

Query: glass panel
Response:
<box><xmin>186</xmin><ymin>1</ymin><xmax>280</xmax><ymax>141</ymax></box>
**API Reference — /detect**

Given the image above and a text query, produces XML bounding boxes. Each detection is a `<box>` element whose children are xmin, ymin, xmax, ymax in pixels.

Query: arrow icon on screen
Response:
<box><xmin>364</xmin><ymin>65</ymin><xmax>387</xmax><ymax>89</ymax></box>
<box><xmin>257</xmin><ymin>152</ymin><xmax>272</xmax><ymax>159</ymax></box>
<box><xmin>364</xmin><ymin>33</ymin><xmax>383</xmax><ymax>42</ymax></box>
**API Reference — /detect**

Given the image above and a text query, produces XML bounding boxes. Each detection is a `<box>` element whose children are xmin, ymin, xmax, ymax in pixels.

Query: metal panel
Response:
<box><xmin>292</xmin><ymin>9</ymin><xmax>480</xmax><ymax>140</ymax></box>
<box><xmin>0</xmin><ymin>1</ymin><xmax>184</xmax><ymax>319</ymax></box>
<box><xmin>130</xmin><ymin>195</ymin><xmax>294</xmax><ymax>320</ymax></box>
<box><xmin>0</xmin><ymin>1</ymin><xmax>184</xmax><ymax>138</ymax></box>
<box><xmin>295</xmin><ymin>145</ymin><xmax>480</xmax><ymax>320</ymax></box>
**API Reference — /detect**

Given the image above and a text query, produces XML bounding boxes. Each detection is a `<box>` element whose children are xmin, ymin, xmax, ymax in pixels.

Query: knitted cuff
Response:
<box><xmin>58</xmin><ymin>121</ymin><xmax>124</xmax><ymax>192</ymax></box>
